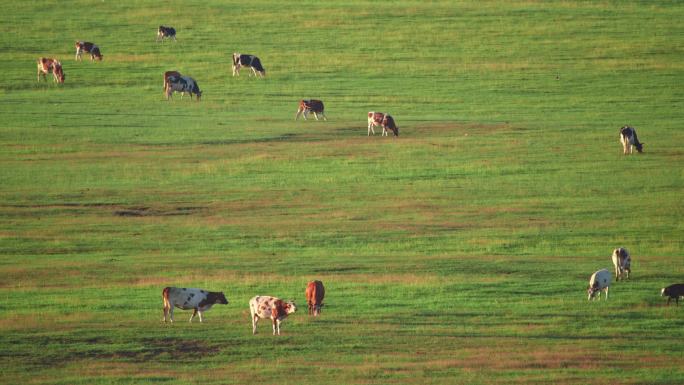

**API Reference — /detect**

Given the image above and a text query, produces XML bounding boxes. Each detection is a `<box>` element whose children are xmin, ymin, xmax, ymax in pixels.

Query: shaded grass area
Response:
<box><xmin>1</xmin><ymin>0</ymin><xmax>684</xmax><ymax>384</ymax></box>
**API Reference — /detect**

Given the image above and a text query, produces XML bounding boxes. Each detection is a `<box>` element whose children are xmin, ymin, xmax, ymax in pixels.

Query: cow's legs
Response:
<box><xmin>252</xmin><ymin>315</ymin><xmax>260</xmax><ymax>334</ymax></box>
<box><xmin>604</xmin><ymin>287</ymin><xmax>609</xmax><ymax>300</ymax></box>
<box><xmin>313</xmin><ymin>111</ymin><xmax>320</xmax><ymax>121</ymax></box>
<box><xmin>163</xmin><ymin>305</ymin><xmax>169</xmax><ymax>322</ymax></box>
<box><xmin>272</xmin><ymin>319</ymin><xmax>279</xmax><ymax>335</ymax></box>
<box><xmin>368</xmin><ymin>122</ymin><xmax>375</xmax><ymax>136</ymax></box>
<box><xmin>321</xmin><ymin>112</ymin><xmax>327</xmax><ymax>121</ymax></box>
<box><xmin>197</xmin><ymin>310</ymin><xmax>204</xmax><ymax>323</ymax></box>
<box><xmin>169</xmin><ymin>307</ymin><xmax>175</xmax><ymax>322</ymax></box>
<box><xmin>190</xmin><ymin>308</ymin><xmax>198</xmax><ymax>322</ymax></box>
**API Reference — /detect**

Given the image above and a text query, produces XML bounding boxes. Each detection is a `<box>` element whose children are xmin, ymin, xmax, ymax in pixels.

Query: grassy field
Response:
<box><xmin>1</xmin><ymin>0</ymin><xmax>683</xmax><ymax>384</ymax></box>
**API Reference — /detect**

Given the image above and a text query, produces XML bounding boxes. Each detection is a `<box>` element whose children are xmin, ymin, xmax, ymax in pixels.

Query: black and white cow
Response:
<box><xmin>75</xmin><ymin>41</ymin><xmax>103</xmax><ymax>61</ymax></box>
<box><xmin>165</xmin><ymin>75</ymin><xmax>202</xmax><ymax>101</ymax></box>
<box><xmin>619</xmin><ymin>126</ymin><xmax>643</xmax><ymax>154</ymax></box>
<box><xmin>295</xmin><ymin>100</ymin><xmax>327</xmax><ymax>121</ymax></box>
<box><xmin>232</xmin><ymin>53</ymin><xmax>265</xmax><ymax>77</ymax></box>
<box><xmin>162</xmin><ymin>287</ymin><xmax>228</xmax><ymax>323</ymax></box>
<box><xmin>661</xmin><ymin>284</ymin><xmax>684</xmax><ymax>306</ymax></box>
<box><xmin>157</xmin><ymin>26</ymin><xmax>177</xmax><ymax>42</ymax></box>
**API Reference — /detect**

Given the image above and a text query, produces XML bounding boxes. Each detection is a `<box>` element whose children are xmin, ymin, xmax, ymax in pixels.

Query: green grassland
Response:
<box><xmin>1</xmin><ymin>0</ymin><xmax>683</xmax><ymax>384</ymax></box>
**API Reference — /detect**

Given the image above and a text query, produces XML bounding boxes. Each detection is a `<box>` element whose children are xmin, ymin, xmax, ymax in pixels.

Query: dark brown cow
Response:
<box><xmin>295</xmin><ymin>100</ymin><xmax>327</xmax><ymax>121</ymax></box>
<box><xmin>367</xmin><ymin>112</ymin><xmax>399</xmax><ymax>136</ymax></box>
<box><xmin>661</xmin><ymin>284</ymin><xmax>684</xmax><ymax>306</ymax></box>
<box><xmin>305</xmin><ymin>280</ymin><xmax>325</xmax><ymax>316</ymax></box>
<box><xmin>75</xmin><ymin>41</ymin><xmax>103</xmax><ymax>61</ymax></box>
<box><xmin>37</xmin><ymin>58</ymin><xmax>65</xmax><ymax>83</ymax></box>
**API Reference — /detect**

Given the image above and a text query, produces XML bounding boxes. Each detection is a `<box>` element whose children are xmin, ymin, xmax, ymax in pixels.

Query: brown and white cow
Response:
<box><xmin>367</xmin><ymin>112</ymin><xmax>399</xmax><ymax>137</ymax></box>
<box><xmin>619</xmin><ymin>126</ymin><xmax>643</xmax><ymax>154</ymax></box>
<box><xmin>163</xmin><ymin>70</ymin><xmax>182</xmax><ymax>95</ymax></box>
<box><xmin>249</xmin><ymin>295</ymin><xmax>297</xmax><ymax>335</ymax></box>
<box><xmin>611</xmin><ymin>247</ymin><xmax>631</xmax><ymax>281</ymax></box>
<box><xmin>305</xmin><ymin>280</ymin><xmax>325</xmax><ymax>316</ymax></box>
<box><xmin>295</xmin><ymin>100</ymin><xmax>327</xmax><ymax>121</ymax></box>
<box><xmin>165</xmin><ymin>75</ymin><xmax>202</xmax><ymax>101</ymax></box>
<box><xmin>232</xmin><ymin>53</ymin><xmax>265</xmax><ymax>77</ymax></box>
<box><xmin>162</xmin><ymin>287</ymin><xmax>228</xmax><ymax>323</ymax></box>
<box><xmin>37</xmin><ymin>58</ymin><xmax>65</xmax><ymax>83</ymax></box>
<box><xmin>157</xmin><ymin>26</ymin><xmax>176</xmax><ymax>42</ymax></box>
<box><xmin>75</xmin><ymin>41</ymin><xmax>103</xmax><ymax>61</ymax></box>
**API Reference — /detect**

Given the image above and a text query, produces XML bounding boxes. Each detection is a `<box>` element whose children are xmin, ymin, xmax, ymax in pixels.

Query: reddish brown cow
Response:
<box><xmin>37</xmin><ymin>58</ymin><xmax>65</xmax><ymax>83</ymax></box>
<box><xmin>305</xmin><ymin>280</ymin><xmax>325</xmax><ymax>316</ymax></box>
<box><xmin>367</xmin><ymin>112</ymin><xmax>399</xmax><ymax>137</ymax></box>
<box><xmin>163</xmin><ymin>70</ymin><xmax>182</xmax><ymax>94</ymax></box>
<box><xmin>75</xmin><ymin>41</ymin><xmax>103</xmax><ymax>61</ymax></box>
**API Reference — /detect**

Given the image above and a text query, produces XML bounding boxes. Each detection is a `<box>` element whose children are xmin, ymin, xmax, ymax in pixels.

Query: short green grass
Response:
<box><xmin>1</xmin><ymin>0</ymin><xmax>683</xmax><ymax>384</ymax></box>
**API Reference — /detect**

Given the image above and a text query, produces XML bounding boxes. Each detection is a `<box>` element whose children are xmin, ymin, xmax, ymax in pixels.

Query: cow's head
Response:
<box><xmin>635</xmin><ymin>142</ymin><xmax>644</xmax><ymax>153</ymax></box>
<box><xmin>55</xmin><ymin>68</ymin><xmax>65</xmax><ymax>83</ymax></box>
<box><xmin>195</xmin><ymin>90</ymin><xmax>202</xmax><ymax>102</ymax></box>
<box><xmin>286</xmin><ymin>301</ymin><xmax>297</xmax><ymax>314</ymax></box>
<box><xmin>215</xmin><ymin>292</ymin><xmax>229</xmax><ymax>305</ymax></box>
<box><xmin>313</xmin><ymin>303</ymin><xmax>324</xmax><ymax>316</ymax></box>
<box><xmin>661</xmin><ymin>288</ymin><xmax>668</xmax><ymax>297</ymax></box>
<box><xmin>587</xmin><ymin>282</ymin><xmax>599</xmax><ymax>300</ymax></box>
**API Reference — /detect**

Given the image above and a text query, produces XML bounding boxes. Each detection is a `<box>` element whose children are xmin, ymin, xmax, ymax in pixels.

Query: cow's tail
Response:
<box><xmin>162</xmin><ymin>287</ymin><xmax>171</xmax><ymax>309</ymax></box>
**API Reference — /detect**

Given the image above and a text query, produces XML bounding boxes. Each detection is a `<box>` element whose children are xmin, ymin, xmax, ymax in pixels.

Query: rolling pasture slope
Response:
<box><xmin>1</xmin><ymin>0</ymin><xmax>683</xmax><ymax>384</ymax></box>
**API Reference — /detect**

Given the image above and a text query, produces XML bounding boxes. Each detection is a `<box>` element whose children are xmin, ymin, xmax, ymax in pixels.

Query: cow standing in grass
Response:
<box><xmin>661</xmin><ymin>284</ymin><xmax>684</xmax><ymax>306</ymax></box>
<box><xmin>249</xmin><ymin>295</ymin><xmax>296</xmax><ymax>335</ymax></box>
<box><xmin>37</xmin><ymin>57</ymin><xmax>65</xmax><ymax>83</ymax></box>
<box><xmin>588</xmin><ymin>269</ymin><xmax>611</xmax><ymax>300</ymax></box>
<box><xmin>305</xmin><ymin>280</ymin><xmax>325</xmax><ymax>316</ymax></box>
<box><xmin>611</xmin><ymin>247</ymin><xmax>631</xmax><ymax>281</ymax></box>
<box><xmin>75</xmin><ymin>41</ymin><xmax>103</xmax><ymax>61</ymax></box>
<box><xmin>165</xmin><ymin>75</ymin><xmax>202</xmax><ymax>101</ymax></box>
<box><xmin>367</xmin><ymin>112</ymin><xmax>399</xmax><ymax>136</ymax></box>
<box><xmin>162</xmin><ymin>287</ymin><xmax>228</xmax><ymax>323</ymax></box>
<box><xmin>232</xmin><ymin>53</ymin><xmax>265</xmax><ymax>77</ymax></box>
<box><xmin>620</xmin><ymin>126</ymin><xmax>643</xmax><ymax>154</ymax></box>
<box><xmin>295</xmin><ymin>100</ymin><xmax>327</xmax><ymax>121</ymax></box>
<box><xmin>157</xmin><ymin>26</ymin><xmax>177</xmax><ymax>42</ymax></box>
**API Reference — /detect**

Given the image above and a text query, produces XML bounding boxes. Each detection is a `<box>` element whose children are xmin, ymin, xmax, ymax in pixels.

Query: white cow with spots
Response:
<box><xmin>611</xmin><ymin>247</ymin><xmax>631</xmax><ymax>281</ymax></box>
<box><xmin>587</xmin><ymin>269</ymin><xmax>612</xmax><ymax>301</ymax></box>
<box><xmin>162</xmin><ymin>287</ymin><xmax>228</xmax><ymax>323</ymax></box>
<box><xmin>249</xmin><ymin>295</ymin><xmax>297</xmax><ymax>335</ymax></box>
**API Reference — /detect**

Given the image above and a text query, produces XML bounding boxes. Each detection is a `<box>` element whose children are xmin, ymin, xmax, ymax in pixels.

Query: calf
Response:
<box><xmin>587</xmin><ymin>269</ymin><xmax>611</xmax><ymax>300</ymax></box>
<box><xmin>305</xmin><ymin>280</ymin><xmax>325</xmax><ymax>316</ymax></box>
<box><xmin>37</xmin><ymin>57</ymin><xmax>65</xmax><ymax>83</ymax></box>
<box><xmin>619</xmin><ymin>126</ymin><xmax>643</xmax><ymax>154</ymax></box>
<box><xmin>295</xmin><ymin>100</ymin><xmax>327</xmax><ymax>121</ymax></box>
<box><xmin>367</xmin><ymin>112</ymin><xmax>399</xmax><ymax>137</ymax></box>
<box><xmin>162</xmin><ymin>287</ymin><xmax>228</xmax><ymax>323</ymax></box>
<box><xmin>166</xmin><ymin>75</ymin><xmax>202</xmax><ymax>101</ymax></box>
<box><xmin>249</xmin><ymin>295</ymin><xmax>297</xmax><ymax>335</ymax></box>
<box><xmin>157</xmin><ymin>26</ymin><xmax>177</xmax><ymax>42</ymax></box>
<box><xmin>232</xmin><ymin>53</ymin><xmax>265</xmax><ymax>77</ymax></box>
<box><xmin>75</xmin><ymin>41</ymin><xmax>103</xmax><ymax>61</ymax></box>
<box><xmin>611</xmin><ymin>247</ymin><xmax>631</xmax><ymax>281</ymax></box>
<box><xmin>661</xmin><ymin>284</ymin><xmax>684</xmax><ymax>306</ymax></box>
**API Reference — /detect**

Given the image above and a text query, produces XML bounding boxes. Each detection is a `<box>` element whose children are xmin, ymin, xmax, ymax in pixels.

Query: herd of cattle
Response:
<box><xmin>35</xmin><ymin>27</ymin><xmax>402</xmax><ymax>137</ymax></box>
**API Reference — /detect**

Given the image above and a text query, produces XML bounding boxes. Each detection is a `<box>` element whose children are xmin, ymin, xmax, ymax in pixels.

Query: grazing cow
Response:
<box><xmin>305</xmin><ymin>280</ymin><xmax>325</xmax><ymax>316</ymax></box>
<box><xmin>661</xmin><ymin>284</ymin><xmax>684</xmax><ymax>306</ymax></box>
<box><xmin>165</xmin><ymin>75</ymin><xmax>202</xmax><ymax>101</ymax></box>
<box><xmin>619</xmin><ymin>126</ymin><xmax>643</xmax><ymax>154</ymax></box>
<box><xmin>232</xmin><ymin>53</ymin><xmax>265</xmax><ymax>77</ymax></box>
<box><xmin>295</xmin><ymin>100</ymin><xmax>327</xmax><ymax>121</ymax></box>
<box><xmin>587</xmin><ymin>269</ymin><xmax>611</xmax><ymax>300</ymax></box>
<box><xmin>611</xmin><ymin>247</ymin><xmax>632</xmax><ymax>281</ymax></box>
<box><xmin>36</xmin><ymin>58</ymin><xmax>65</xmax><ymax>83</ymax></box>
<box><xmin>249</xmin><ymin>295</ymin><xmax>297</xmax><ymax>335</ymax></box>
<box><xmin>157</xmin><ymin>26</ymin><xmax>177</xmax><ymax>42</ymax></box>
<box><xmin>162</xmin><ymin>287</ymin><xmax>228</xmax><ymax>323</ymax></box>
<box><xmin>367</xmin><ymin>112</ymin><xmax>399</xmax><ymax>137</ymax></box>
<box><xmin>75</xmin><ymin>41</ymin><xmax>103</xmax><ymax>61</ymax></box>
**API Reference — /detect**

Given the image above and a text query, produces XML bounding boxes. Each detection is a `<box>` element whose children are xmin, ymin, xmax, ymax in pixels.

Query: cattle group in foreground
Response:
<box><xmin>157</xmin><ymin>26</ymin><xmax>177</xmax><ymax>42</ymax></box>
<box><xmin>37</xmin><ymin>58</ymin><xmax>65</xmax><ymax>83</ymax></box>
<box><xmin>305</xmin><ymin>280</ymin><xmax>325</xmax><ymax>316</ymax></box>
<box><xmin>75</xmin><ymin>41</ymin><xmax>103</xmax><ymax>61</ymax></box>
<box><xmin>165</xmin><ymin>75</ymin><xmax>202</xmax><ymax>101</ymax></box>
<box><xmin>295</xmin><ymin>100</ymin><xmax>327</xmax><ymax>121</ymax></box>
<box><xmin>249</xmin><ymin>295</ymin><xmax>297</xmax><ymax>335</ymax></box>
<box><xmin>162</xmin><ymin>287</ymin><xmax>229</xmax><ymax>323</ymax></box>
<box><xmin>232</xmin><ymin>53</ymin><xmax>266</xmax><ymax>77</ymax></box>
<box><xmin>611</xmin><ymin>247</ymin><xmax>631</xmax><ymax>281</ymax></box>
<box><xmin>619</xmin><ymin>125</ymin><xmax>643</xmax><ymax>154</ymax></box>
<box><xmin>367</xmin><ymin>112</ymin><xmax>399</xmax><ymax>136</ymax></box>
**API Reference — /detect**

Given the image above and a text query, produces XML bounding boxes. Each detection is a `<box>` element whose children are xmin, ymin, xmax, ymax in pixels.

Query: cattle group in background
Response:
<box><xmin>295</xmin><ymin>100</ymin><xmax>327</xmax><ymax>121</ymax></box>
<box><xmin>305</xmin><ymin>280</ymin><xmax>325</xmax><ymax>316</ymax></box>
<box><xmin>75</xmin><ymin>41</ymin><xmax>103</xmax><ymax>61</ymax></box>
<box><xmin>611</xmin><ymin>247</ymin><xmax>632</xmax><ymax>281</ymax></box>
<box><xmin>157</xmin><ymin>26</ymin><xmax>177</xmax><ymax>42</ymax></box>
<box><xmin>37</xmin><ymin>58</ymin><xmax>65</xmax><ymax>83</ymax></box>
<box><xmin>661</xmin><ymin>284</ymin><xmax>684</xmax><ymax>306</ymax></box>
<box><xmin>232</xmin><ymin>53</ymin><xmax>266</xmax><ymax>77</ymax></box>
<box><xmin>249</xmin><ymin>295</ymin><xmax>297</xmax><ymax>335</ymax></box>
<box><xmin>587</xmin><ymin>269</ymin><xmax>611</xmax><ymax>300</ymax></box>
<box><xmin>367</xmin><ymin>112</ymin><xmax>399</xmax><ymax>136</ymax></box>
<box><xmin>619</xmin><ymin>125</ymin><xmax>643</xmax><ymax>154</ymax></box>
<box><xmin>162</xmin><ymin>287</ymin><xmax>229</xmax><ymax>323</ymax></box>
<box><xmin>165</xmin><ymin>75</ymin><xmax>202</xmax><ymax>101</ymax></box>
